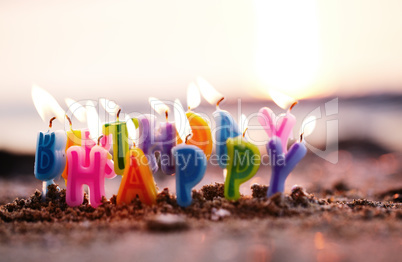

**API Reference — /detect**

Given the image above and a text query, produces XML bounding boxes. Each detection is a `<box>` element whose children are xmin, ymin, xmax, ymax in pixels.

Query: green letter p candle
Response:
<box><xmin>224</xmin><ymin>137</ymin><xmax>261</xmax><ymax>200</ymax></box>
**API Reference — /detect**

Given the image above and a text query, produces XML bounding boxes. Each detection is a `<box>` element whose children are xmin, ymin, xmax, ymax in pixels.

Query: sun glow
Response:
<box><xmin>254</xmin><ymin>0</ymin><xmax>321</xmax><ymax>99</ymax></box>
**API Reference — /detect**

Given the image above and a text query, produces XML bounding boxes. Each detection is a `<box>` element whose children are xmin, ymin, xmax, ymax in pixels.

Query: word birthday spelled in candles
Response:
<box><xmin>33</xmin><ymin>80</ymin><xmax>315</xmax><ymax>208</ymax></box>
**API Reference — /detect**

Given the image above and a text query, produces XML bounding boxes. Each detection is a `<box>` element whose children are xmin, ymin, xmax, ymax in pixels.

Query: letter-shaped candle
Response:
<box><xmin>62</xmin><ymin>128</ymin><xmax>115</xmax><ymax>183</ymax></box>
<box><xmin>137</xmin><ymin>114</ymin><xmax>158</xmax><ymax>173</ymax></box>
<box><xmin>66</xmin><ymin>145</ymin><xmax>116</xmax><ymax>208</ymax></box>
<box><xmin>137</xmin><ymin>112</ymin><xmax>176</xmax><ymax>175</ymax></box>
<box><xmin>267</xmin><ymin>136</ymin><xmax>307</xmax><ymax>197</ymax></box>
<box><xmin>117</xmin><ymin>147</ymin><xmax>158</xmax><ymax>206</ymax></box>
<box><xmin>258</xmin><ymin>102</ymin><xmax>297</xmax><ymax>153</ymax></box>
<box><xmin>154</xmin><ymin>119</ymin><xmax>177</xmax><ymax>175</ymax></box>
<box><xmin>224</xmin><ymin>137</ymin><xmax>260</xmax><ymax>201</ymax></box>
<box><xmin>177</xmin><ymin>111</ymin><xmax>213</xmax><ymax>160</ymax></box>
<box><xmin>173</xmin><ymin>144</ymin><xmax>207</xmax><ymax>207</ymax></box>
<box><xmin>213</xmin><ymin>102</ymin><xmax>241</xmax><ymax>169</ymax></box>
<box><xmin>34</xmin><ymin>119</ymin><xmax>67</xmax><ymax>200</ymax></box>
<box><xmin>102</xmin><ymin>109</ymin><xmax>132</xmax><ymax>175</ymax></box>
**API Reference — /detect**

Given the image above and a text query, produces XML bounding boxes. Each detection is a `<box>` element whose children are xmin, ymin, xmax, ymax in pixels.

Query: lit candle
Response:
<box><xmin>102</xmin><ymin>109</ymin><xmax>130</xmax><ymax>175</ymax></box>
<box><xmin>155</xmin><ymin>111</ymin><xmax>176</xmax><ymax>175</ymax></box>
<box><xmin>66</xmin><ymin>136</ymin><xmax>116</xmax><ymax>208</ymax></box>
<box><xmin>266</xmin><ymin>115</ymin><xmax>317</xmax><ymax>197</ymax></box>
<box><xmin>173</xmin><ymin>135</ymin><xmax>207</xmax><ymax>207</ymax></box>
<box><xmin>258</xmin><ymin>101</ymin><xmax>297</xmax><ymax>153</ymax></box>
<box><xmin>34</xmin><ymin>117</ymin><xmax>67</xmax><ymax>201</ymax></box>
<box><xmin>147</xmin><ymin>98</ymin><xmax>177</xmax><ymax>175</ymax></box>
<box><xmin>224</xmin><ymin>130</ymin><xmax>261</xmax><ymax>201</ymax></box>
<box><xmin>197</xmin><ymin>77</ymin><xmax>241</xmax><ymax>169</ymax></box>
<box><xmin>62</xmin><ymin>115</ymin><xmax>116</xmax><ymax>184</ymax></box>
<box><xmin>117</xmin><ymin>145</ymin><xmax>158</xmax><ymax>206</ymax></box>
<box><xmin>136</xmin><ymin>114</ymin><xmax>158</xmax><ymax>173</ymax></box>
<box><xmin>32</xmin><ymin>85</ymin><xmax>67</xmax><ymax>200</ymax></box>
<box><xmin>175</xmin><ymin>83</ymin><xmax>213</xmax><ymax>159</ymax></box>
<box><xmin>266</xmin><ymin>136</ymin><xmax>307</xmax><ymax>197</ymax></box>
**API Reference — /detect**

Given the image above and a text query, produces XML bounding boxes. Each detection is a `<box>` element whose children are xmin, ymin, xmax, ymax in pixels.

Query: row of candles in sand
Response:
<box><xmin>34</xmin><ymin>79</ymin><xmax>312</xmax><ymax>208</ymax></box>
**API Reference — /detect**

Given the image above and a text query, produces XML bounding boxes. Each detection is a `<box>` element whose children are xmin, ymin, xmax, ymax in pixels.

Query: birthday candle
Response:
<box><xmin>258</xmin><ymin>102</ymin><xmax>297</xmax><ymax>153</ymax></box>
<box><xmin>117</xmin><ymin>146</ymin><xmax>158</xmax><ymax>206</ymax></box>
<box><xmin>137</xmin><ymin>114</ymin><xmax>159</xmax><ymax>173</ymax></box>
<box><xmin>224</xmin><ymin>135</ymin><xmax>261</xmax><ymax>201</ymax></box>
<box><xmin>175</xmin><ymin>84</ymin><xmax>213</xmax><ymax>159</ymax></box>
<box><xmin>103</xmin><ymin>109</ymin><xmax>136</xmax><ymax>175</ymax></box>
<box><xmin>196</xmin><ymin>77</ymin><xmax>241</xmax><ymax>169</ymax></box>
<box><xmin>173</xmin><ymin>142</ymin><xmax>207</xmax><ymax>207</ymax></box>
<box><xmin>34</xmin><ymin>117</ymin><xmax>67</xmax><ymax>201</ymax></box>
<box><xmin>66</xmin><ymin>141</ymin><xmax>116</xmax><ymax>208</ymax></box>
<box><xmin>61</xmin><ymin>115</ymin><xmax>115</xmax><ymax>183</ymax></box>
<box><xmin>266</xmin><ymin>136</ymin><xmax>307</xmax><ymax>197</ymax></box>
<box><xmin>214</xmin><ymin>105</ymin><xmax>241</xmax><ymax>168</ymax></box>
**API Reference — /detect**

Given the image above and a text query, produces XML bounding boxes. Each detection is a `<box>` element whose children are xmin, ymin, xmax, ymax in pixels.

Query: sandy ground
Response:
<box><xmin>0</xmin><ymin>150</ymin><xmax>401</xmax><ymax>262</ymax></box>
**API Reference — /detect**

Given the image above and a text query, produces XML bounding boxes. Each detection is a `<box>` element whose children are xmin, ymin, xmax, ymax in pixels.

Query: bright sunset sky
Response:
<box><xmin>1</xmin><ymin>0</ymin><xmax>402</xmax><ymax>109</ymax></box>
<box><xmin>1</xmin><ymin>0</ymin><xmax>402</xmax><ymax>153</ymax></box>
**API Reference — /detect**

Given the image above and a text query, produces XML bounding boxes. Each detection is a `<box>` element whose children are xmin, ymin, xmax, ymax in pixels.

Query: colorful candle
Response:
<box><xmin>62</xmin><ymin>115</ymin><xmax>115</xmax><ymax>183</ymax></box>
<box><xmin>66</xmin><ymin>140</ymin><xmax>116</xmax><ymax>208</ymax></box>
<box><xmin>224</xmin><ymin>136</ymin><xmax>260</xmax><ymax>201</ymax></box>
<box><xmin>102</xmin><ymin>109</ymin><xmax>130</xmax><ymax>175</ymax></box>
<box><xmin>154</xmin><ymin>116</ymin><xmax>176</xmax><ymax>175</ymax></box>
<box><xmin>34</xmin><ymin>117</ymin><xmax>67</xmax><ymax>200</ymax></box>
<box><xmin>137</xmin><ymin>114</ymin><xmax>158</xmax><ymax>173</ymax></box>
<box><xmin>213</xmin><ymin>99</ymin><xmax>241</xmax><ymax>169</ymax></box>
<box><xmin>267</xmin><ymin>136</ymin><xmax>307</xmax><ymax>197</ymax></box>
<box><xmin>176</xmin><ymin>110</ymin><xmax>213</xmax><ymax>160</ymax></box>
<box><xmin>258</xmin><ymin>102</ymin><xmax>297</xmax><ymax>153</ymax></box>
<box><xmin>117</xmin><ymin>146</ymin><xmax>158</xmax><ymax>206</ymax></box>
<box><xmin>173</xmin><ymin>141</ymin><xmax>207</xmax><ymax>207</ymax></box>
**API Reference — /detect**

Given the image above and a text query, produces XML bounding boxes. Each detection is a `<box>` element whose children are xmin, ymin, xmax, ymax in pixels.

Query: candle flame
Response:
<box><xmin>174</xmin><ymin>99</ymin><xmax>191</xmax><ymax>142</ymax></box>
<box><xmin>149</xmin><ymin>97</ymin><xmax>170</xmax><ymax>116</ymax></box>
<box><xmin>187</xmin><ymin>82</ymin><xmax>201</xmax><ymax>110</ymax></box>
<box><xmin>196</xmin><ymin>77</ymin><xmax>223</xmax><ymax>106</ymax></box>
<box><xmin>240</xmin><ymin>113</ymin><xmax>248</xmax><ymax>131</ymax></box>
<box><xmin>300</xmin><ymin>115</ymin><xmax>317</xmax><ymax>138</ymax></box>
<box><xmin>268</xmin><ymin>89</ymin><xmax>297</xmax><ymax>110</ymax></box>
<box><xmin>86</xmin><ymin>101</ymin><xmax>102</xmax><ymax>141</ymax></box>
<box><xmin>100</xmin><ymin>98</ymin><xmax>120</xmax><ymax>116</ymax></box>
<box><xmin>125</xmin><ymin>115</ymin><xmax>138</xmax><ymax>145</ymax></box>
<box><xmin>31</xmin><ymin>84</ymin><xmax>65</xmax><ymax>124</ymax></box>
<box><xmin>65</xmin><ymin>98</ymin><xmax>86</xmax><ymax>123</ymax></box>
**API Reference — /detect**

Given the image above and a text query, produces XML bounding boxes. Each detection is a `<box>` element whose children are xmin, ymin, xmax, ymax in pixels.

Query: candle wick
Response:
<box><xmin>289</xmin><ymin>101</ymin><xmax>298</xmax><ymax>112</ymax></box>
<box><xmin>300</xmin><ymin>132</ymin><xmax>304</xmax><ymax>142</ymax></box>
<box><xmin>117</xmin><ymin>108</ymin><xmax>121</xmax><ymax>121</ymax></box>
<box><xmin>165</xmin><ymin>110</ymin><xmax>168</xmax><ymax>122</ymax></box>
<box><xmin>216</xmin><ymin>97</ymin><xmax>225</xmax><ymax>109</ymax></box>
<box><xmin>97</xmin><ymin>135</ymin><xmax>104</xmax><ymax>146</ymax></box>
<box><xmin>185</xmin><ymin>133</ymin><xmax>192</xmax><ymax>143</ymax></box>
<box><xmin>49</xmin><ymin>117</ymin><xmax>56</xmax><ymax>129</ymax></box>
<box><xmin>188</xmin><ymin>106</ymin><xmax>191</xmax><ymax>111</ymax></box>
<box><xmin>242</xmin><ymin>128</ymin><xmax>248</xmax><ymax>138</ymax></box>
<box><xmin>132</xmin><ymin>141</ymin><xmax>136</xmax><ymax>148</ymax></box>
<box><xmin>65</xmin><ymin>114</ymin><xmax>73</xmax><ymax>131</ymax></box>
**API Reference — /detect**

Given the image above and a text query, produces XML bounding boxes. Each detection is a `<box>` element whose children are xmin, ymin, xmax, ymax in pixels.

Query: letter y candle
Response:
<box><xmin>267</xmin><ymin>136</ymin><xmax>307</xmax><ymax>197</ymax></box>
